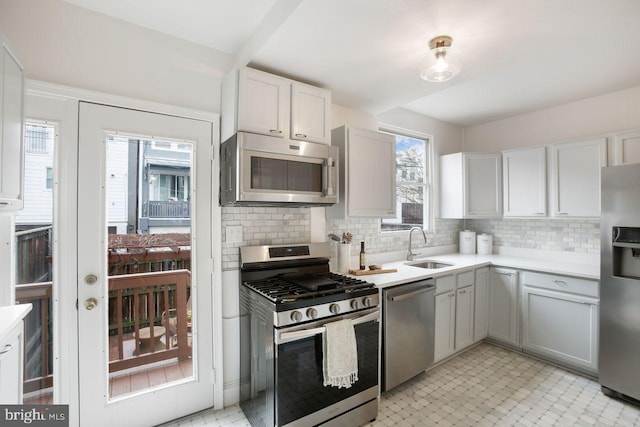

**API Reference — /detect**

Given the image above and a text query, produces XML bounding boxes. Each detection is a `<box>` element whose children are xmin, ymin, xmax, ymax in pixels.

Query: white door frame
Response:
<box><xmin>25</xmin><ymin>80</ymin><xmax>224</xmax><ymax>427</ymax></box>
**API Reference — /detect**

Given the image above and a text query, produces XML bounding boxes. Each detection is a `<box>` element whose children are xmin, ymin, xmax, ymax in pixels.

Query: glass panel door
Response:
<box><xmin>77</xmin><ymin>102</ymin><xmax>214</xmax><ymax>426</ymax></box>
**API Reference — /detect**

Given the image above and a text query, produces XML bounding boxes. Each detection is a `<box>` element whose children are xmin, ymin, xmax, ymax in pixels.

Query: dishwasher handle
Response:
<box><xmin>388</xmin><ymin>285</ymin><xmax>436</xmax><ymax>302</ymax></box>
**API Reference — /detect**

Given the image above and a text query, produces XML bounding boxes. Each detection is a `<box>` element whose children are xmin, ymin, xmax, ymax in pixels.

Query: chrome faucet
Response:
<box><xmin>407</xmin><ymin>227</ymin><xmax>427</xmax><ymax>261</ymax></box>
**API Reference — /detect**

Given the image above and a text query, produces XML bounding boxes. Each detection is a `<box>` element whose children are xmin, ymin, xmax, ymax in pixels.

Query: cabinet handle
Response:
<box><xmin>295</xmin><ymin>133</ymin><xmax>307</xmax><ymax>139</ymax></box>
<box><xmin>0</xmin><ymin>201</ymin><xmax>12</xmax><ymax>206</ymax></box>
<box><xmin>553</xmin><ymin>280</ymin><xmax>568</xmax><ymax>286</ymax></box>
<box><xmin>533</xmin><ymin>212</ymin><xmax>545</xmax><ymax>215</ymax></box>
<box><xmin>557</xmin><ymin>212</ymin><xmax>569</xmax><ymax>216</ymax></box>
<box><xmin>459</xmin><ymin>289</ymin><xmax>467</xmax><ymax>294</ymax></box>
<box><xmin>0</xmin><ymin>344</ymin><xmax>12</xmax><ymax>355</ymax></box>
<box><xmin>269</xmin><ymin>129</ymin><xmax>282</xmax><ymax>134</ymax></box>
<box><xmin>448</xmin><ymin>293</ymin><xmax>455</xmax><ymax>298</ymax></box>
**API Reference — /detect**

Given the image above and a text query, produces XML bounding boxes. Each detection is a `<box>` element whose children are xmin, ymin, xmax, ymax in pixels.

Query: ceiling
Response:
<box><xmin>60</xmin><ymin>0</ymin><xmax>640</xmax><ymax>126</ymax></box>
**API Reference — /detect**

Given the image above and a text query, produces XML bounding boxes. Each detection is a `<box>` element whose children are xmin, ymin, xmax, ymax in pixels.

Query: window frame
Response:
<box><xmin>378</xmin><ymin>124</ymin><xmax>434</xmax><ymax>234</ymax></box>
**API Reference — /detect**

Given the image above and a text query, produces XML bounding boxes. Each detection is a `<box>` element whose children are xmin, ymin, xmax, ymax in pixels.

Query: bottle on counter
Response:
<box><xmin>359</xmin><ymin>241</ymin><xmax>366</xmax><ymax>270</ymax></box>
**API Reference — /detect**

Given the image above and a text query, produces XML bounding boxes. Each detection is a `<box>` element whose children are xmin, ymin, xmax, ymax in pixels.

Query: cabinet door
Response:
<box><xmin>551</xmin><ymin>138</ymin><xmax>606</xmax><ymax>217</ymax></box>
<box><xmin>488</xmin><ymin>268</ymin><xmax>518</xmax><ymax>346</ymax></box>
<box><xmin>434</xmin><ymin>291</ymin><xmax>456</xmax><ymax>362</ymax></box>
<box><xmin>522</xmin><ymin>286</ymin><xmax>598</xmax><ymax>372</ymax></box>
<box><xmin>465</xmin><ymin>154</ymin><xmax>502</xmax><ymax>217</ymax></box>
<box><xmin>503</xmin><ymin>147</ymin><xmax>546</xmax><ymax>217</ymax></box>
<box><xmin>346</xmin><ymin>128</ymin><xmax>396</xmax><ymax>217</ymax></box>
<box><xmin>455</xmin><ymin>285</ymin><xmax>474</xmax><ymax>350</ymax></box>
<box><xmin>0</xmin><ymin>323</ymin><xmax>24</xmax><ymax>403</ymax></box>
<box><xmin>0</xmin><ymin>34</ymin><xmax>25</xmax><ymax>211</ymax></box>
<box><xmin>237</xmin><ymin>68</ymin><xmax>287</xmax><ymax>138</ymax></box>
<box><xmin>613</xmin><ymin>130</ymin><xmax>640</xmax><ymax>165</ymax></box>
<box><xmin>474</xmin><ymin>267</ymin><xmax>490</xmax><ymax>341</ymax></box>
<box><xmin>290</xmin><ymin>82</ymin><xmax>331</xmax><ymax>144</ymax></box>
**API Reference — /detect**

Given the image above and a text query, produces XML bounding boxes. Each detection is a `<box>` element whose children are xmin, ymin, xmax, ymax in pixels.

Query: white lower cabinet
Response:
<box><xmin>434</xmin><ymin>276</ymin><xmax>456</xmax><ymax>363</ymax></box>
<box><xmin>473</xmin><ymin>267</ymin><xmax>490</xmax><ymax>341</ymax></box>
<box><xmin>455</xmin><ymin>285</ymin><xmax>474</xmax><ymax>350</ymax></box>
<box><xmin>434</xmin><ymin>271</ymin><xmax>476</xmax><ymax>363</ymax></box>
<box><xmin>488</xmin><ymin>267</ymin><xmax>519</xmax><ymax>347</ymax></box>
<box><xmin>0</xmin><ymin>321</ymin><xmax>24</xmax><ymax>403</ymax></box>
<box><xmin>521</xmin><ymin>272</ymin><xmax>599</xmax><ymax>373</ymax></box>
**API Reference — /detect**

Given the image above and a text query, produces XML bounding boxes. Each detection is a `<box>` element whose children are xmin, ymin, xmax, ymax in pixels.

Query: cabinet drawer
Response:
<box><xmin>457</xmin><ymin>271</ymin><xmax>474</xmax><ymax>288</ymax></box>
<box><xmin>435</xmin><ymin>275</ymin><xmax>455</xmax><ymax>294</ymax></box>
<box><xmin>522</xmin><ymin>271</ymin><xmax>598</xmax><ymax>298</ymax></box>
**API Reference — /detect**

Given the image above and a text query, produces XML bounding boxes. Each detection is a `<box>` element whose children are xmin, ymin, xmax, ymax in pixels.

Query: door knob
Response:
<box><xmin>85</xmin><ymin>274</ymin><xmax>98</xmax><ymax>285</ymax></box>
<box><xmin>84</xmin><ymin>298</ymin><xmax>98</xmax><ymax>310</ymax></box>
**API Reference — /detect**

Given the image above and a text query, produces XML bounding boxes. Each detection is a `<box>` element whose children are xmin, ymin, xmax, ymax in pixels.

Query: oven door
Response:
<box><xmin>238</xmin><ymin>132</ymin><xmax>338</xmax><ymax>206</ymax></box>
<box><xmin>274</xmin><ymin>308</ymin><xmax>379</xmax><ymax>427</ymax></box>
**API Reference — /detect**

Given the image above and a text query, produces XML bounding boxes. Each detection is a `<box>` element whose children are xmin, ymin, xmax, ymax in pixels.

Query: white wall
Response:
<box><xmin>464</xmin><ymin>85</ymin><xmax>640</xmax><ymax>152</ymax></box>
<box><xmin>0</xmin><ymin>0</ymin><xmax>232</xmax><ymax>113</ymax></box>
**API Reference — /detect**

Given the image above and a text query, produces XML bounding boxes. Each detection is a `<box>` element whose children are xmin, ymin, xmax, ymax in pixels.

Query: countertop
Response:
<box><xmin>350</xmin><ymin>252</ymin><xmax>600</xmax><ymax>289</ymax></box>
<box><xmin>0</xmin><ymin>304</ymin><xmax>32</xmax><ymax>343</ymax></box>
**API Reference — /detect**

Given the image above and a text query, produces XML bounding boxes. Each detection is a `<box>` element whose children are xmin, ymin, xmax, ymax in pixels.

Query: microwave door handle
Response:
<box><xmin>323</xmin><ymin>158</ymin><xmax>334</xmax><ymax>196</ymax></box>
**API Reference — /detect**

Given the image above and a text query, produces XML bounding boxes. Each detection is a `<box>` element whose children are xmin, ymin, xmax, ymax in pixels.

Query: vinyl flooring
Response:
<box><xmin>160</xmin><ymin>342</ymin><xmax>640</xmax><ymax>426</ymax></box>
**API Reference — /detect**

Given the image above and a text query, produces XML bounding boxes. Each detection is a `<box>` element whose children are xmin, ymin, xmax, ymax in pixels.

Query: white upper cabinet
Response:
<box><xmin>0</xmin><ymin>32</ymin><xmax>25</xmax><ymax>213</ymax></box>
<box><xmin>550</xmin><ymin>138</ymin><xmax>606</xmax><ymax>217</ymax></box>
<box><xmin>290</xmin><ymin>82</ymin><xmax>331</xmax><ymax>144</ymax></box>
<box><xmin>440</xmin><ymin>153</ymin><xmax>502</xmax><ymax>219</ymax></box>
<box><xmin>326</xmin><ymin>126</ymin><xmax>395</xmax><ymax>218</ymax></box>
<box><xmin>502</xmin><ymin>146</ymin><xmax>546</xmax><ymax>217</ymax></box>
<box><xmin>237</xmin><ymin>68</ymin><xmax>288</xmax><ymax>138</ymax></box>
<box><xmin>613</xmin><ymin>130</ymin><xmax>640</xmax><ymax>165</ymax></box>
<box><xmin>221</xmin><ymin>68</ymin><xmax>331</xmax><ymax>144</ymax></box>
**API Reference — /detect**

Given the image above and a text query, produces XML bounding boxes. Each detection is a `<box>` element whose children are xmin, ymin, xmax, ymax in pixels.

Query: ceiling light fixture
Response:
<box><xmin>420</xmin><ymin>35</ymin><xmax>461</xmax><ymax>83</ymax></box>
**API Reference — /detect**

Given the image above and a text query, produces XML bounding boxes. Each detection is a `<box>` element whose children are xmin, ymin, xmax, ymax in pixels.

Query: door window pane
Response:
<box><xmin>106</xmin><ymin>135</ymin><xmax>194</xmax><ymax>399</ymax></box>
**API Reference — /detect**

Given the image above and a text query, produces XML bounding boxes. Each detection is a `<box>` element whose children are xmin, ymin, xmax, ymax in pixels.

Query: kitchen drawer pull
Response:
<box><xmin>295</xmin><ymin>133</ymin><xmax>307</xmax><ymax>138</ymax></box>
<box><xmin>557</xmin><ymin>212</ymin><xmax>569</xmax><ymax>216</ymax></box>
<box><xmin>0</xmin><ymin>201</ymin><xmax>12</xmax><ymax>206</ymax></box>
<box><xmin>448</xmin><ymin>292</ymin><xmax>455</xmax><ymax>298</ymax></box>
<box><xmin>534</xmin><ymin>212</ymin><xmax>545</xmax><ymax>215</ymax></box>
<box><xmin>269</xmin><ymin>129</ymin><xmax>282</xmax><ymax>134</ymax></box>
<box><xmin>0</xmin><ymin>344</ymin><xmax>12</xmax><ymax>355</ymax></box>
<box><xmin>458</xmin><ymin>289</ymin><xmax>467</xmax><ymax>294</ymax></box>
<box><xmin>388</xmin><ymin>286</ymin><xmax>435</xmax><ymax>302</ymax></box>
<box><xmin>553</xmin><ymin>280</ymin><xmax>568</xmax><ymax>286</ymax></box>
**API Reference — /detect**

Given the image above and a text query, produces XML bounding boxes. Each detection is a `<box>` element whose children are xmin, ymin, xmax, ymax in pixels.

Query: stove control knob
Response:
<box><xmin>329</xmin><ymin>304</ymin><xmax>341</xmax><ymax>314</ymax></box>
<box><xmin>351</xmin><ymin>299</ymin><xmax>360</xmax><ymax>309</ymax></box>
<box><xmin>290</xmin><ymin>311</ymin><xmax>303</xmax><ymax>322</ymax></box>
<box><xmin>362</xmin><ymin>297</ymin><xmax>373</xmax><ymax>307</ymax></box>
<box><xmin>306</xmin><ymin>308</ymin><xmax>318</xmax><ymax>319</ymax></box>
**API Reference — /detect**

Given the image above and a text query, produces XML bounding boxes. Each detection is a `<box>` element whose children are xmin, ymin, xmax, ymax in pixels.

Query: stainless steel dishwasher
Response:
<box><xmin>382</xmin><ymin>278</ymin><xmax>436</xmax><ymax>391</ymax></box>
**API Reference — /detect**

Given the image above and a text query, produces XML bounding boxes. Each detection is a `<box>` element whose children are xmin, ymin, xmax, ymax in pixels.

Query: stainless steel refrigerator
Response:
<box><xmin>600</xmin><ymin>163</ymin><xmax>640</xmax><ymax>403</ymax></box>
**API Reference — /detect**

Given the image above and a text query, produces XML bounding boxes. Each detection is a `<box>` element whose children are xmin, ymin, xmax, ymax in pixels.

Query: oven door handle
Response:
<box><xmin>276</xmin><ymin>310</ymin><xmax>379</xmax><ymax>345</ymax></box>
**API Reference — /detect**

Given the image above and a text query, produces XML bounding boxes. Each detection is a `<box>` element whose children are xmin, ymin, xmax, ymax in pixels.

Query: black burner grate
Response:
<box><xmin>244</xmin><ymin>272</ymin><xmax>374</xmax><ymax>303</ymax></box>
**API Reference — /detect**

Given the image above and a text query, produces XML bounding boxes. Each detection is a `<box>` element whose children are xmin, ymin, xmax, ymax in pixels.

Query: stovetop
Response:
<box><xmin>243</xmin><ymin>272</ymin><xmax>375</xmax><ymax>304</ymax></box>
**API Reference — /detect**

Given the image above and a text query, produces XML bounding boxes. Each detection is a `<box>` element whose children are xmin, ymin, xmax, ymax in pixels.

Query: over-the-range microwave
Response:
<box><xmin>220</xmin><ymin>132</ymin><xmax>338</xmax><ymax>206</ymax></box>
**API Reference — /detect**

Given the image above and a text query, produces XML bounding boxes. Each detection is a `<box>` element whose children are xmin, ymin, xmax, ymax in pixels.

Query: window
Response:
<box><xmin>45</xmin><ymin>167</ymin><xmax>53</xmax><ymax>189</ymax></box>
<box><xmin>25</xmin><ymin>124</ymin><xmax>51</xmax><ymax>154</ymax></box>
<box><xmin>380</xmin><ymin>128</ymin><xmax>432</xmax><ymax>232</ymax></box>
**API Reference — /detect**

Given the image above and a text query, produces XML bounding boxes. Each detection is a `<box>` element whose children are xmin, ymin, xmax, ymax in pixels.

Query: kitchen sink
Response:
<box><xmin>405</xmin><ymin>260</ymin><xmax>453</xmax><ymax>269</ymax></box>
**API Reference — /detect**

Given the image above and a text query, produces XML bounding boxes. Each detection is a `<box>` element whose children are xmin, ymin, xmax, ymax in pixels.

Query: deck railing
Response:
<box><xmin>15</xmin><ymin>282</ymin><xmax>53</xmax><ymax>394</ymax></box>
<box><xmin>143</xmin><ymin>200</ymin><xmax>190</xmax><ymax>218</ymax></box>
<box><xmin>108</xmin><ymin>269</ymin><xmax>191</xmax><ymax>373</ymax></box>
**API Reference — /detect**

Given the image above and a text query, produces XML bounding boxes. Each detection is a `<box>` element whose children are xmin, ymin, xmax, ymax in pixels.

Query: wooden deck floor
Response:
<box><xmin>109</xmin><ymin>358</ymin><xmax>193</xmax><ymax>398</ymax></box>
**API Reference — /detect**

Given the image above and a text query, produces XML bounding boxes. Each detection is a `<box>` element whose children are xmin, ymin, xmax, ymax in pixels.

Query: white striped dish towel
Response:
<box><xmin>323</xmin><ymin>318</ymin><xmax>358</xmax><ymax>388</ymax></box>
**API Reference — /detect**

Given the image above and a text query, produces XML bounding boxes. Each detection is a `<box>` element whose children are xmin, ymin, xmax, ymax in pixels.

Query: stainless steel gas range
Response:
<box><xmin>239</xmin><ymin>243</ymin><xmax>380</xmax><ymax>427</ymax></box>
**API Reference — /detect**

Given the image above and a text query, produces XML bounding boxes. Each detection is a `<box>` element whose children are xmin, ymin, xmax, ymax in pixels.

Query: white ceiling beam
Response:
<box><xmin>233</xmin><ymin>0</ymin><xmax>304</xmax><ymax>69</ymax></box>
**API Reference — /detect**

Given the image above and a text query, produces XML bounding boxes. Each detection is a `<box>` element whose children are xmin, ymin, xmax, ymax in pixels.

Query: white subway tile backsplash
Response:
<box><xmin>465</xmin><ymin>218</ymin><xmax>600</xmax><ymax>254</ymax></box>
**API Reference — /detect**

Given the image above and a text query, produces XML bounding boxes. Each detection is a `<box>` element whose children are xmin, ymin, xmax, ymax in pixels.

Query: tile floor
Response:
<box><xmin>161</xmin><ymin>342</ymin><xmax>640</xmax><ymax>426</ymax></box>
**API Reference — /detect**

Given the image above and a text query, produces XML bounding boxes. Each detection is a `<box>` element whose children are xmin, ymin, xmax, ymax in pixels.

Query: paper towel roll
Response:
<box><xmin>477</xmin><ymin>234</ymin><xmax>493</xmax><ymax>255</ymax></box>
<box><xmin>459</xmin><ymin>230</ymin><xmax>476</xmax><ymax>254</ymax></box>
